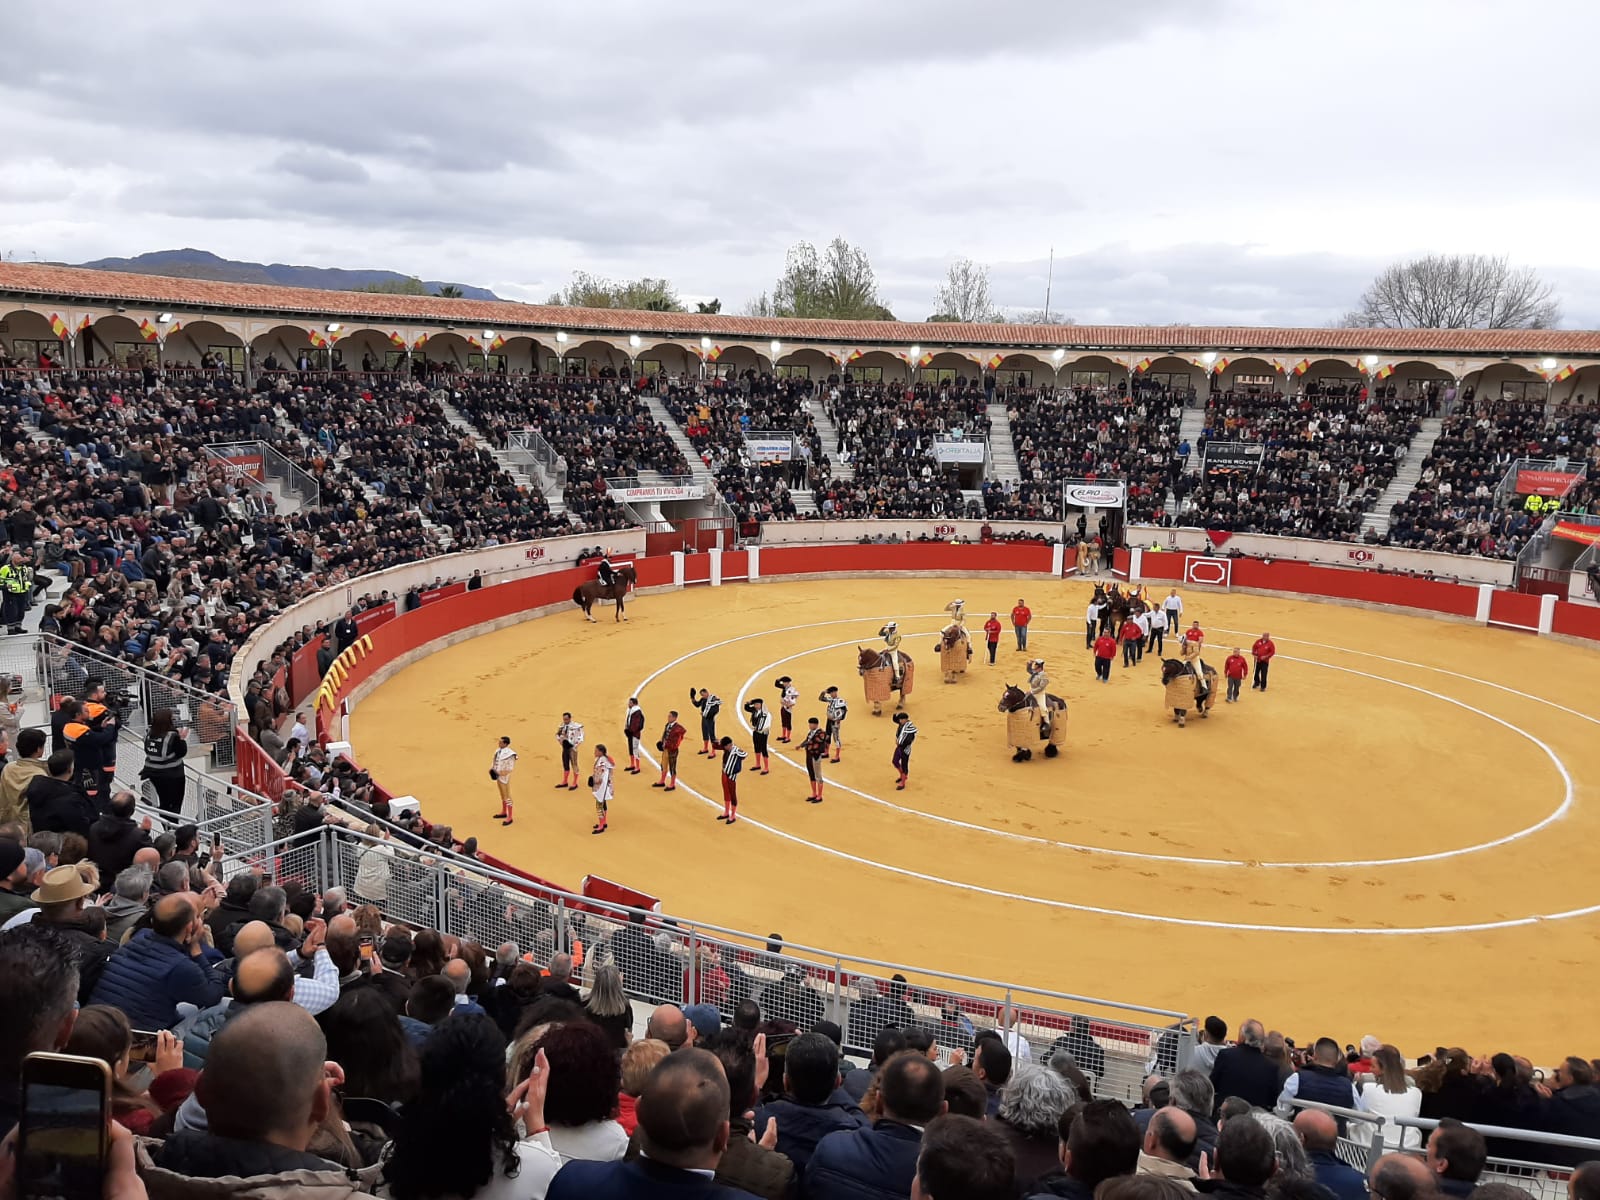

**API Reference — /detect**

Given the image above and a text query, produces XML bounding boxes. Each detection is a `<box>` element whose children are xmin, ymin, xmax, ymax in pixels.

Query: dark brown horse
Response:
<box><xmin>573</xmin><ymin>565</ymin><xmax>637</xmax><ymax>622</ymax></box>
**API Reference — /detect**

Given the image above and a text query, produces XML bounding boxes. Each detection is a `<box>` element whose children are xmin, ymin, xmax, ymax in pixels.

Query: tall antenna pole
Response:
<box><xmin>1044</xmin><ymin>246</ymin><xmax>1054</xmax><ymax>323</ymax></box>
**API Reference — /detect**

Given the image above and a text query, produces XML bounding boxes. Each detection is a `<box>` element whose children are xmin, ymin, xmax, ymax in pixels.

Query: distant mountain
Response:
<box><xmin>71</xmin><ymin>248</ymin><xmax>500</xmax><ymax>300</ymax></box>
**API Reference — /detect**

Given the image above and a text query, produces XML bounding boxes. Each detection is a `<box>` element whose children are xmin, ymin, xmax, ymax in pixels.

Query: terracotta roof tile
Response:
<box><xmin>1</xmin><ymin>262</ymin><xmax>1597</xmax><ymax>357</ymax></box>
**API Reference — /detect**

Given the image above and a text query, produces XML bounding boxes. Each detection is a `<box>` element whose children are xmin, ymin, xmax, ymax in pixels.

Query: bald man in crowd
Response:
<box><xmin>1370</xmin><ymin>1152</ymin><xmax>1437</xmax><ymax>1200</ymax></box>
<box><xmin>151</xmin><ymin>1002</ymin><xmax>352</xmax><ymax>1185</ymax></box>
<box><xmin>442</xmin><ymin>958</ymin><xmax>487</xmax><ymax>1015</ymax></box>
<box><xmin>90</xmin><ymin>892</ymin><xmax>224</xmax><ymax>1029</ymax></box>
<box><xmin>647</xmin><ymin>1003</ymin><xmax>694</xmax><ymax>1051</ymax></box>
<box><xmin>1295</xmin><ymin>1109</ymin><xmax>1367</xmax><ymax>1200</ymax></box>
<box><xmin>1137</xmin><ymin>1106</ymin><xmax>1198</xmax><ymax>1187</ymax></box>
<box><xmin>542</xmin><ymin>950</ymin><xmax>583</xmax><ymax>1004</ymax></box>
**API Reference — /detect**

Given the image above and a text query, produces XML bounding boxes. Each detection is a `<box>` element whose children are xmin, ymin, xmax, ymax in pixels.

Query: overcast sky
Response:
<box><xmin>4</xmin><ymin>0</ymin><xmax>1598</xmax><ymax>328</ymax></box>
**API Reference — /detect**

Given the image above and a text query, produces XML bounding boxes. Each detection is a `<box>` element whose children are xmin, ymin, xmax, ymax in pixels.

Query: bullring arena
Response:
<box><xmin>330</xmin><ymin>542</ymin><xmax>1600</xmax><ymax>1062</ymax></box>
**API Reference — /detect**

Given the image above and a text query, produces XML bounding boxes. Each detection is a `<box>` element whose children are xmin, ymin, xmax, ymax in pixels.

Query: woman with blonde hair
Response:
<box><xmin>582</xmin><ymin>963</ymin><xmax>632</xmax><ymax>1050</ymax></box>
<box><xmin>616</xmin><ymin>1038</ymin><xmax>670</xmax><ymax>1135</ymax></box>
<box><xmin>1357</xmin><ymin>1043</ymin><xmax>1423</xmax><ymax>1148</ymax></box>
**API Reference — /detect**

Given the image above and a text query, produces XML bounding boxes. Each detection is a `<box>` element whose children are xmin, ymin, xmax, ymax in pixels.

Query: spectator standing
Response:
<box><xmin>1012</xmin><ymin>598</ymin><xmax>1033</xmax><ymax>651</ymax></box>
<box><xmin>1209</xmin><ymin>1021</ymin><xmax>1281</xmax><ymax>1113</ymax></box>
<box><xmin>0</xmin><ymin>727</ymin><xmax>48</xmax><ymax>828</ymax></box>
<box><xmin>1251</xmin><ymin>633</ymin><xmax>1276</xmax><ymax>691</ymax></box>
<box><xmin>690</xmin><ymin>1031</ymin><xmax>796</xmax><ymax>1200</ymax></box>
<box><xmin>996</xmin><ymin>1064</ymin><xmax>1075</xmax><ymax>1193</ymax></box>
<box><xmin>616</xmin><ymin>1038</ymin><xmax>671</xmax><ymax>1136</ymax></box>
<box><xmin>1355</xmin><ymin>1044</ymin><xmax>1422</xmax><ymax>1149</ymax></box>
<box><xmin>1191</xmin><ymin>1017</ymin><xmax>1229</xmax><ymax>1076</ymax></box>
<box><xmin>1224</xmin><ymin>648</ymin><xmax>1249</xmax><ymax>703</ymax></box>
<box><xmin>88</xmin><ymin>791</ymin><xmax>153</xmax><ymax>881</ymax></box>
<box><xmin>984</xmin><ymin>611</ymin><xmax>1002</xmax><ymax>664</ymax></box>
<box><xmin>1544</xmin><ymin>1058</ymin><xmax>1600</xmax><ymax>1163</ymax></box>
<box><xmin>1093</xmin><ymin>631</ymin><xmax>1117</xmax><ymax>683</ymax></box>
<box><xmin>806</xmin><ymin>1050</ymin><xmax>946</xmax><ymax>1200</ymax></box>
<box><xmin>141</xmin><ymin>709</ymin><xmax>189</xmax><ymax>817</ymax></box>
<box><xmin>583</xmin><ymin>964</ymin><xmax>634</xmax><ymax>1051</ymax></box>
<box><xmin>912</xmin><ymin>1114</ymin><xmax>1016</xmax><ymax>1200</ymax></box>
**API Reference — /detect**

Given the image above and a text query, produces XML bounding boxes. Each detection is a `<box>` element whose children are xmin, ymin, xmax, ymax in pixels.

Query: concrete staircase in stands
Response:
<box><xmin>804</xmin><ymin>399</ymin><xmax>854</xmax><ymax>482</ymax></box>
<box><xmin>1362</xmin><ymin>416</ymin><xmax>1443</xmax><ymax>539</ymax></box>
<box><xmin>436</xmin><ymin>395</ymin><xmax>565</xmax><ymax>519</ymax></box>
<box><xmin>984</xmin><ymin>402</ymin><xmax>1021</xmax><ymax>486</ymax></box>
<box><xmin>640</xmin><ymin>394</ymin><xmax>717</xmax><ymax>489</ymax></box>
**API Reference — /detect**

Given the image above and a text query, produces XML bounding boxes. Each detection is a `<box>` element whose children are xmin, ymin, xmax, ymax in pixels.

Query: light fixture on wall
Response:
<box><xmin>700</xmin><ymin>336</ymin><xmax>712</xmax><ymax>350</ymax></box>
<box><xmin>629</xmin><ymin>334</ymin><xmax>642</xmax><ymax>349</ymax></box>
<box><xmin>555</xmin><ymin>331</ymin><xmax>568</xmax><ymax>345</ymax></box>
<box><xmin>157</xmin><ymin>312</ymin><xmax>173</xmax><ymax>323</ymax></box>
<box><xmin>1200</xmin><ymin>351</ymin><xmax>1217</xmax><ymax>366</ymax></box>
<box><xmin>327</xmin><ymin>323</ymin><xmax>342</xmax><ymax>334</ymax></box>
<box><xmin>1541</xmin><ymin>357</ymin><xmax>1558</xmax><ymax>371</ymax></box>
<box><xmin>770</xmin><ymin>339</ymin><xmax>781</xmax><ymax>359</ymax></box>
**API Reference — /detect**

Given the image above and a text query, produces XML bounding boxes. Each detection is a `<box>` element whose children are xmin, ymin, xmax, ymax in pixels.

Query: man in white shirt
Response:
<box><xmin>1085</xmin><ymin>598</ymin><xmax>1101</xmax><ymax>649</ymax></box>
<box><xmin>1147</xmin><ymin>606</ymin><xmax>1169</xmax><ymax>657</ymax></box>
<box><xmin>492</xmin><ymin>736</ymin><xmax>517</xmax><ymax>826</ymax></box>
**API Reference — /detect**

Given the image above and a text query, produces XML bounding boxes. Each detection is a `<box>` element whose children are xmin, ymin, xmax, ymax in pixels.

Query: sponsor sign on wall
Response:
<box><xmin>1203</xmin><ymin>442</ymin><xmax>1265</xmax><ymax>474</ymax></box>
<box><xmin>745</xmin><ymin>438</ymin><xmax>793</xmax><ymax>463</ymax></box>
<box><xmin>607</xmin><ymin>484</ymin><xmax>706</xmax><ymax>501</ymax></box>
<box><xmin>932</xmin><ymin>441</ymin><xmax>987</xmax><ymax>464</ymax></box>
<box><xmin>1517</xmin><ymin>469</ymin><xmax>1584</xmax><ymax>497</ymax></box>
<box><xmin>1062</xmin><ymin>482</ymin><xmax>1127</xmax><ymax>509</ymax></box>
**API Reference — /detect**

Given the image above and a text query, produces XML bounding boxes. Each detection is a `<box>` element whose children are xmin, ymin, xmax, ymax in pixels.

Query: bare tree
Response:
<box><xmin>761</xmin><ymin>237</ymin><xmax>892</xmax><ymax>320</ymax></box>
<box><xmin>1346</xmin><ymin>254</ymin><xmax>1561</xmax><ymax>329</ymax></box>
<box><xmin>929</xmin><ymin>258</ymin><xmax>1001</xmax><ymax>323</ymax></box>
<box><xmin>1011</xmin><ymin>309</ymin><xmax>1075</xmax><ymax>326</ymax></box>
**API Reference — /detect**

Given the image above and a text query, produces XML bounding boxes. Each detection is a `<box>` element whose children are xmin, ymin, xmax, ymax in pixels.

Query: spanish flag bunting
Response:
<box><xmin>985</xmin><ymin>353</ymin><xmax>1004</xmax><ymax>370</ymax></box>
<box><xmin>1291</xmin><ymin>358</ymin><xmax>1310</xmax><ymax>377</ymax></box>
<box><xmin>1554</xmin><ymin>365</ymin><xmax>1574</xmax><ymax>382</ymax></box>
<box><xmin>1134</xmin><ymin>357</ymin><xmax>1152</xmax><ymax>374</ymax></box>
<box><xmin>388</xmin><ymin>331</ymin><xmax>407</xmax><ymax>350</ymax></box>
<box><xmin>919</xmin><ymin>351</ymin><xmax>934</xmax><ymax>367</ymax></box>
<box><xmin>489</xmin><ymin>334</ymin><xmax>506</xmax><ymax>352</ymax></box>
<box><xmin>76</xmin><ymin>314</ymin><xmax>92</xmax><ymax>334</ymax></box>
<box><xmin>1269</xmin><ymin>359</ymin><xmax>1287</xmax><ymax>375</ymax></box>
<box><xmin>847</xmin><ymin>349</ymin><xmax>864</xmax><ymax>363</ymax></box>
<box><xmin>1212</xmin><ymin>357</ymin><xmax>1229</xmax><ymax>375</ymax></box>
<box><xmin>1357</xmin><ymin>360</ymin><xmax>1370</xmax><ymax>376</ymax></box>
<box><xmin>412</xmin><ymin>333</ymin><xmax>429</xmax><ymax>351</ymax></box>
<box><xmin>1375</xmin><ymin>364</ymin><xmax>1394</xmax><ymax>380</ymax></box>
<box><xmin>826</xmin><ymin>351</ymin><xmax>844</xmax><ymax>365</ymax></box>
<box><xmin>49</xmin><ymin>313</ymin><xmax>68</xmax><ymax>339</ymax></box>
<box><xmin>138</xmin><ymin>318</ymin><xmax>160</xmax><ymax>342</ymax></box>
<box><xmin>707</xmin><ymin>345</ymin><xmax>723</xmax><ymax>362</ymax></box>
<box><xmin>307</xmin><ymin>328</ymin><xmax>329</xmax><ymax>349</ymax></box>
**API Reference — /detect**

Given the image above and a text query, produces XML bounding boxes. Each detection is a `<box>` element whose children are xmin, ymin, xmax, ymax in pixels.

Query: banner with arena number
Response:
<box><xmin>1516</xmin><ymin>469</ymin><xmax>1584</xmax><ymax>497</ymax></box>
<box><xmin>1202</xmin><ymin>442</ymin><xmax>1265</xmax><ymax>475</ymax></box>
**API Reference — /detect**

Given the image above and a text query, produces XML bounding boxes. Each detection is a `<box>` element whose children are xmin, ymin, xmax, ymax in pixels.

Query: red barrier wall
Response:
<box><xmin>761</xmin><ymin>542</ymin><xmax>1055</xmax><ymax>576</ymax></box>
<box><xmin>1553</xmin><ymin>600</ymin><xmax>1600</xmax><ymax>642</ymax></box>
<box><xmin>1135</xmin><ymin>552</ymin><xmax>1482</xmax><ymax>619</ymax></box>
<box><xmin>1488</xmin><ymin>590</ymin><xmax>1543</xmax><ymax>631</ymax></box>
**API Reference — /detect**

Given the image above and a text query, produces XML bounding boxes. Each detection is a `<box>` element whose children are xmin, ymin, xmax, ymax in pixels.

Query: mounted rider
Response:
<box><xmin>1027</xmin><ymin>658</ymin><xmax>1055</xmax><ymax>736</ymax></box>
<box><xmin>879</xmin><ymin>620</ymin><xmax>905</xmax><ymax>683</ymax></box>
<box><xmin>597</xmin><ymin>551</ymin><xmax>617</xmax><ymax>589</ymax></box>
<box><xmin>1180</xmin><ymin>636</ymin><xmax>1212</xmax><ymax>702</ymax></box>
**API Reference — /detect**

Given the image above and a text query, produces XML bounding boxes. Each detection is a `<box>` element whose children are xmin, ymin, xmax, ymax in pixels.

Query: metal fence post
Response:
<box><xmin>685</xmin><ymin>929</ymin><xmax>700</xmax><ymax>1004</ymax></box>
<box><xmin>1001</xmin><ymin>989</ymin><xmax>1014</xmax><ymax>1043</ymax></box>
<box><xmin>829</xmin><ymin>958</ymin><xmax>845</xmax><ymax>1026</ymax></box>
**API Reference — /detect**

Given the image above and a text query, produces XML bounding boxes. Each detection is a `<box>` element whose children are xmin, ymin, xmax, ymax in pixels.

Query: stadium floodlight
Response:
<box><xmin>1541</xmin><ymin>357</ymin><xmax>1558</xmax><ymax>371</ymax></box>
<box><xmin>555</xmin><ymin>331</ymin><xmax>568</xmax><ymax>345</ymax></box>
<box><xmin>629</xmin><ymin>334</ymin><xmax>642</xmax><ymax>349</ymax></box>
<box><xmin>157</xmin><ymin>312</ymin><xmax>173</xmax><ymax>323</ymax></box>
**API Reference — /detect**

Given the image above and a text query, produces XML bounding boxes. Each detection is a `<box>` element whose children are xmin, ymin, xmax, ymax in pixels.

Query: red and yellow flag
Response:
<box><xmin>1375</xmin><ymin>365</ymin><xmax>1394</xmax><ymax>380</ymax></box>
<box><xmin>307</xmin><ymin>328</ymin><xmax>329</xmax><ymax>349</ymax></box>
<box><xmin>77</xmin><ymin>314</ymin><xmax>92</xmax><ymax>335</ymax></box>
<box><xmin>706</xmin><ymin>345</ymin><xmax>723</xmax><ymax>362</ymax></box>
<box><xmin>1135</xmin><ymin>358</ymin><xmax>1152</xmax><ymax>374</ymax></box>
<box><xmin>138</xmin><ymin>318</ymin><xmax>160</xmax><ymax>342</ymax></box>
<box><xmin>489</xmin><ymin>334</ymin><xmax>505</xmax><ymax>352</ymax></box>
<box><xmin>1554</xmin><ymin>365</ymin><xmax>1574</xmax><ymax>382</ymax></box>
<box><xmin>846</xmin><ymin>349</ymin><xmax>864</xmax><ymax>363</ymax></box>
<box><xmin>1212</xmin><ymin>357</ymin><xmax>1230</xmax><ymax>374</ymax></box>
<box><xmin>48</xmin><ymin>313</ymin><xmax>68</xmax><ymax>339</ymax></box>
<box><xmin>389</xmin><ymin>331</ymin><xmax>407</xmax><ymax>350</ymax></box>
<box><xmin>919</xmin><ymin>351</ymin><xmax>934</xmax><ymax>367</ymax></box>
<box><xmin>412</xmin><ymin>333</ymin><xmax>429</xmax><ymax>352</ymax></box>
<box><xmin>1269</xmin><ymin>358</ymin><xmax>1287</xmax><ymax>375</ymax></box>
<box><xmin>985</xmin><ymin>353</ymin><xmax>1004</xmax><ymax>370</ymax></box>
<box><xmin>1291</xmin><ymin>359</ymin><xmax>1310</xmax><ymax>377</ymax></box>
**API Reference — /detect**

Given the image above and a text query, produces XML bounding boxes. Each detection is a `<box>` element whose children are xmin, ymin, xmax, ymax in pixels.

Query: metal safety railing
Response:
<box><xmin>0</xmin><ymin>633</ymin><xmax>237</xmax><ymax>774</ymax></box>
<box><xmin>507</xmin><ymin>428</ymin><xmax>568</xmax><ymax>491</ymax></box>
<box><xmin>1494</xmin><ymin>456</ymin><xmax>1588</xmax><ymax>510</ymax></box>
<box><xmin>219</xmin><ymin>808</ymin><xmax>1191</xmax><ymax>1101</ymax></box>
<box><xmin>203</xmin><ymin>439</ymin><xmax>320</xmax><ymax>511</ymax></box>
<box><xmin>1290</xmin><ymin>1098</ymin><xmax>1600</xmax><ymax>1200</ymax></box>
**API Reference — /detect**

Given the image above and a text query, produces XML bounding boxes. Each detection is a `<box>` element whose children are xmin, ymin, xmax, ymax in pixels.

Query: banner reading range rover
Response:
<box><xmin>1203</xmin><ymin>441</ymin><xmax>1265</xmax><ymax>475</ymax></box>
<box><xmin>1062</xmin><ymin>481</ymin><xmax>1126</xmax><ymax>509</ymax></box>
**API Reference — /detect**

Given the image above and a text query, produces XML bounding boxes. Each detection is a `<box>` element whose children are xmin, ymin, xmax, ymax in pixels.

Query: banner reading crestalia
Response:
<box><xmin>1517</xmin><ymin>469</ymin><xmax>1583</xmax><ymax>497</ymax></box>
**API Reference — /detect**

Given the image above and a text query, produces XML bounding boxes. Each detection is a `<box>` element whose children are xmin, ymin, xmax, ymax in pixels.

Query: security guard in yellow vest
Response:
<box><xmin>0</xmin><ymin>553</ymin><xmax>30</xmax><ymax>634</ymax></box>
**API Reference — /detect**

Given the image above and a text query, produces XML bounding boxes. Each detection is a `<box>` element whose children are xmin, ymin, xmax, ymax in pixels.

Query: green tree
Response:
<box><xmin>547</xmin><ymin>271</ymin><xmax>685</xmax><ymax>312</ymax></box>
<box><xmin>435</xmin><ymin>284</ymin><xmax>465</xmax><ymax>299</ymax></box>
<box><xmin>696</xmin><ymin>298</ymin><xmax>722</xmax><ymax>314</ymax></box>
<box><xmin>357</xmin><ymin>276</ymin><xmax>429</xmax><ymax>295</ymax></box>
<box><xmin>761</xmin><ymin>237</ymin><xmax>892</xmax><ymax>320</ymax></box>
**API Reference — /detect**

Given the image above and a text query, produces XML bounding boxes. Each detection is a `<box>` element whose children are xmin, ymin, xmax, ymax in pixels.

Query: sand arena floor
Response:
<box><xmin>349</xmin><ymin>576</ymin><xmax>1600</xmax><ymax>1058</ymax></box>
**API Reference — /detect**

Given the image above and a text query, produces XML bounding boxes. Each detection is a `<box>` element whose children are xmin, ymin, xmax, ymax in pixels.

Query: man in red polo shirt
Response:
<box><xmin>983</xmin><ymin>611</ymin><xmax>1002</xmax><ymax>665</ymax></box>
<box><xmin>1011</xmin><ymin>598</ymin><xmax>1032</xmax><ymax>652</ymax></box>
<box><xmin>1224</xmin><ymin>646</ymin><xmax>1249</xmax><ymax>703</ymax></box>
<box><xmin>1093</xmin><ymin>630</ymin><xmax>1117</xmax><ymax>683</ymax></box>
<box><xmin>1119</xmin><ymin>615</ymin><xmax>1142</xmax><ymax>668</ymax></box>
<box><xmin>1184</xmin><ymin>620</ymin><xmax>1205</xmax><ymax>649</ymax></box>
<box><xmin>1252</xmin><ymin>631</ymin><xmax>1276</xmax><ymax>691</ymax></box>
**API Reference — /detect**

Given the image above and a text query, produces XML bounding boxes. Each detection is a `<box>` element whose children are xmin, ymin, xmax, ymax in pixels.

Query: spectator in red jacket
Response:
<box><xmin>1252</xmin><ymin>632</ymin><xmax>1276</xmax><ymax>691</ymax></box>
<box><xmin>1010</xmin><ymin>600</ymin><xmax>1032</xmax><ymax>651</ymax></box>
<box><xmin>1224</xmin><ymin>648</ymin><xmax>1249</xmax><ymax>703</ymax></box>
<box><xmin>1119</xmin><ymin>618</ymin><xmax>1142</xmax><ymax>668</ymax></box>
<box><xmin>1093</xmin><ymin>633</ymin><xmax>1117</xmax><ymax>683</ymax></box>
<box><xmin>983</xmin><ymin>613</ymin><xmax>1002</xmax><ymax>665</ymax></box>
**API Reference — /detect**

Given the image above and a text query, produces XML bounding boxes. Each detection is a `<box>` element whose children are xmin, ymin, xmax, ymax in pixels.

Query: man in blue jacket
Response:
<box><xmin>753</xmin><ymin>1032</ymin><xmax>866</xmax><ymax>1176</ymax></box>
<box><xmin>1295</xmin><ymin>1109</ymin><xmax>1367</xmax><ymax>1200</ymax></box>
<box><xmin>806</xmin><ymin>1051</ymin><xmax>945</xmax><ymax>1200</ymax></box>
<box><xmin>90</xmin><ymin>892</ymin><xmax>225</xmax><ymax>1029</ymax></box>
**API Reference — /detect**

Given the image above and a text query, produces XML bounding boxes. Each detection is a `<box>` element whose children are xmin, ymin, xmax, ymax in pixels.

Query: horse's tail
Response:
<box><xmin>572</xmin><ymin>585</ymin><xmax>585</xmax><ymax>605</ymax></box>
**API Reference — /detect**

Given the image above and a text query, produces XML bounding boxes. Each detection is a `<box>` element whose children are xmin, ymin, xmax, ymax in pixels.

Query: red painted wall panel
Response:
<box><xmin>762</xmin><ymin>542</ymin><xmax>1054</xmax><ymax>576</ymax></box>
<box><xmin>1552</xmin><ymin>600</ymin><xmax>1600</xmax><ymax>641</ymax></box>
<box><xmin>1487</xmin><ymin>589</ymin><xmax>1542</xmax><ymax>630</ymax></box>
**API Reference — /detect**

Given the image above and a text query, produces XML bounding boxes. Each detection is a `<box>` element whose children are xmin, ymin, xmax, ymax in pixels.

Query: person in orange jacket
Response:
<box><xmin>1224</xmin><ymin>647</ymin><xmax>1250</xmax><ymax>703</ymax></box>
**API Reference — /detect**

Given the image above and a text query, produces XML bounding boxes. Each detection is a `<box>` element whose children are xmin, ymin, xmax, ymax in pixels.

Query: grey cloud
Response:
<box><xmin>271</xmin><ymin>148</ymin><xmax>369</xmax><ymax>185</ymax></box>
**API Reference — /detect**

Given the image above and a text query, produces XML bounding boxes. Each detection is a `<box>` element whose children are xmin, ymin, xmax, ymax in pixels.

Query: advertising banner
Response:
<box><xmin>352</xmin><ymin>601</ymin><xmax>397</xmax><ymax>635</ymax></box>
<box><xmin>1551</xmin><ymin>521</ymin><xmax>1600</xmax><ymax>547</ymax></box>
<box><xmin>932</xmin><ymin>441</ymin><xmax>987</xmax><ymax>465</ymax></box>
<box><xmin>606</xmin><ymin>484</ymin><xmax>706</xmax><ymax>501</ymax></box>
<box><xmin>1062</xmin><ymin>481</ymin><xmax>1127</xmax><ymax>508</ymax></box>
<box><xmin>1203</xmin><ymin>442</ymin><xmax>1265</xmax><ymax>474</ymax></box>
<box><xmin>745</xmin><ymin>438</ymin><xmax>793</xmax><ymax>463</ymax></box>
<box><xmin>219</xmin><ymin>454</ymin><xmax>266</xmax><ymax>483</ymax></box>
<box><xmin>1517</xmin><ymin>469</ymin><xmax>1583</xmax><ymax>497</ymax></box>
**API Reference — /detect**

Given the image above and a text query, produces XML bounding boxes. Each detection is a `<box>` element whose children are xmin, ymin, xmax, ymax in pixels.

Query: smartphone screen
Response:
<box><xmin>128</xmin><ymin>1031</ymin><xmax>159</xmax><ymax>1064</ymax></box>
<box><xmin>19</xmin><ymin>1053</ymin><xmax>111</xmax><ymax>1200</ymax></box>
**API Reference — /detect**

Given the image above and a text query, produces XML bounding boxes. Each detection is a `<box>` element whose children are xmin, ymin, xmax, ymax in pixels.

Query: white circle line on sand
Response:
<box><xmin>626</xmin><ymin>620</ymin><xmax>1593</xmax><ymax>934</ymax></box>
<box><xmin>721</xmin><ymin>630</ymin><xmax>1572</xmax><ymax>869</ymax></box>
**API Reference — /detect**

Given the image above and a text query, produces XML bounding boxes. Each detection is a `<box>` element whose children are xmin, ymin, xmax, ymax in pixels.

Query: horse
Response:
<box><xmin>1160</xmin><ymin>657</ymin><xmax>1218</xmax><ymax>727</ymax></box>
<box><xmin>573</xmin><ymin>564</ymin><xmax>638</xmax><ymax>623</ymax></box>
<box><xmin>997</xmin><ymin>683</ymin><xmax>1068</xmax><ymax>762</ymax></box>
<box><xmin>857</xmin><ymin>645</ymin><xmax>914</xmax><ymax>715</ymax></box>
<box><xmin>935</xmin><ymin>624</ymin><xmax>971</xmax><ymax>683</ymax></box>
